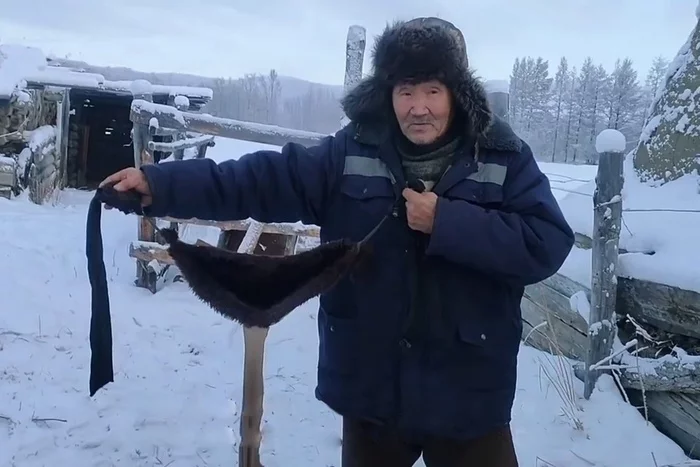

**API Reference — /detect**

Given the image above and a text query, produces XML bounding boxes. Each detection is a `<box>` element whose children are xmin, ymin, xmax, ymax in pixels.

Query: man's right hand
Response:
<box><xmin>99</xmin><ymin>167</ymin><xmax>153</xmax><ymax>207</ymax></box>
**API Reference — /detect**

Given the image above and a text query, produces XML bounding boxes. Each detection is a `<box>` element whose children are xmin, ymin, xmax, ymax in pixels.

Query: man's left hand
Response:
<box><xmin>402</xmin><ymin>188</ymin><xmax>438</xmax><ymax>234</ymax></box>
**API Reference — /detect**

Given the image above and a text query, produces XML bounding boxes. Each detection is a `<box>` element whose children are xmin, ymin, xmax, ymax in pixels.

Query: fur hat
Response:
<box><xmin>341</xmin><ymin>17</ymin><xmax>493</xmax><ymax>140</ymax></box>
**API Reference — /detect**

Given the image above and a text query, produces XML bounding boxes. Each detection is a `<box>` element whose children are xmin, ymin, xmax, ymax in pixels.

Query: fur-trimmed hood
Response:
<box><xmin>341</xmin><ymin>17</ymin><xmax>521</xmax><ymax>153</ymax></box>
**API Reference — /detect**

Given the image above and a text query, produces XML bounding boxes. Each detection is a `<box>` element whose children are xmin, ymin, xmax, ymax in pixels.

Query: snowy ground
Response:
<box><xmin>0</xmin><ymin>137</ymin><xmax>694</xmax><ymax>467</ymax></box>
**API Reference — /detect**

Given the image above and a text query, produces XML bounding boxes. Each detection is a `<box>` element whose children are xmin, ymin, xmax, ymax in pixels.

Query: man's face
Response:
<box><xmin>392</xmin><ymin>80</ymin><xmax>452</xmax><ymax>145</ymax></box>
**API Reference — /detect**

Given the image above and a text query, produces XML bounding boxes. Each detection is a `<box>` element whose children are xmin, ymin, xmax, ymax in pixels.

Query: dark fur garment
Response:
<box><xmin>158</xmin><ymin>228</ymin><xmax>373</xmax><ymax>328</ymax></box>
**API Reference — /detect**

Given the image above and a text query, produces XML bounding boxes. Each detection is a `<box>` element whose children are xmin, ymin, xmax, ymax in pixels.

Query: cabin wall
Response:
<box><xmin>0</xmin><ymin>90</ymin><xmax>59</xmax><ymax>201</ymax></box>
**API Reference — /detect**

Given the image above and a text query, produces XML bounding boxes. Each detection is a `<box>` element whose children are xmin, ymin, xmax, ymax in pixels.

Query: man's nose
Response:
<box><xmin>409</xmin><ymin>103</ymin><xmax>430</xmax><ymax>116</ymax></box>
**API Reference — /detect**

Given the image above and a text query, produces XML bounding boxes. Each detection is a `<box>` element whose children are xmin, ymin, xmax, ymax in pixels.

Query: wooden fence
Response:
<box><xmin>521</xmin><ymin>131</ymin><xmax>700</xmax><ymax>459</ymax></box>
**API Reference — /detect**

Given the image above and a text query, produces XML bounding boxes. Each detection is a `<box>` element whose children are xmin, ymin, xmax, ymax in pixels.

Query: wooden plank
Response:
<box><xmin>159</xmin><ymin>216</ymin><xmax>320</xmax><ymax>237</ymax></box>
<box><xmin>570</xmin><ymin>367</ymin><xmax>700</xmax><ymax>459</ymax></box>
<box><xmin>540</xmin><ymin>273</ymin><xmax>591</xmax><ymax>301</ymax></box>
<box><xmin>521</xmin><ymin>297</ymin><xmax>588</xmax><ymax>360</ymax></box>
<box><xmin>147</xmin><ymin>134</ymin><xmax>215</xmax><ymax>153</ymax></box>
<box><xmin>617</xmin><ymin>277</ymin><xmax>700</xmax><ymax>340</ymax></box>
<box><xmin>130</xmin><ymin>100</ymin><xmax>327</xmax><ymax>148</ymax></box>
<box><xmin>584</xmin><ymin>141</ymin><xmax>624</xmax><ymax>399</ymax></box>
<box><xmin>628</xmin><ymin>390</ymin><xmax>700</xmax><ymax>460</ymax></box>
<box><xmin>524</xmin><ymin>281</ymin><xmax>588</xmax><ymax>334</ymax></box>
<box><xmin>574</xmin><ymin>232</ymin><xmax>592</xmax><ymax>249</ymax></box>
<box><xmin>129</xmin><ymin>242</ymin><xmax>174</xmax><ymax>265</ymax></box>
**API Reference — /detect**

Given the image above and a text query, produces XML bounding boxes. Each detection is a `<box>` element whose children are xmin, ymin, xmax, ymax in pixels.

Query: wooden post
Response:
<box><xmin>234</xmin><ymin>221</ymin><xmax>267</xmax><ymax>467</ymax></box>
<box><xmin>583</xmin><ymin>129</ymin><xmax>626</xmax><ymax>399</ymax></box>
<box><xmin>130</xmin><ymin>80</ymin><xmax>158</xmax><ymax>293</ymax></box>
<box><xmin>340</xmin><ymin>25</ymin><xmax>366</xmax><ymax>128</ymax></box>
<box><xmin>172</xmin><ymin>96</ymin><xmax>190</xmax><ymax>161</ymax></box>
<box><xmin>57</xmin><ymin>89</ymin><xmax>71</xmax><ymax>189</ymax></box>
<box><xmin>484</xmin><ymin>80</ymin><xmax>510</xmax><ymax>122</ymax></box>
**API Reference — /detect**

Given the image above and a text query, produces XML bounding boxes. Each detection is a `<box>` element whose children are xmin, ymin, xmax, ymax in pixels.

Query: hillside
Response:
<box><xmin>49</xmin><ymin>57</ymin><xmax>344</xmax><ymax>101</ymax></box>
<box><xmin>47</xmin><ymin>57</ymin><xmax>346</xmax><ymax>134</ymax></box>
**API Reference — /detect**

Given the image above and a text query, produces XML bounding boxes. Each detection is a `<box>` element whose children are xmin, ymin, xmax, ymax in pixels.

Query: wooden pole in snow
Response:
<box><xmin>341</xmin><ymin>25</ymin><xmax>366</xmax><ymax>128</ymax></box>
<box><xmin>236</xmin><ymin>221</ymin><xmax>267</xmax><ymax>467</ymax></box>
<box><xmin>583</xmin><ymin>129</ymin><xmax>625</xmax><ymax>400</ymax></box>
<box><xmin>236</xmin><ymin>25</ymin><xmax>367</xmax><ymax>466</ymax></box>
<box><xmin>130</xmin><ymin>80</ymin><xmax>158</xmax><ymax>293</ymax></box>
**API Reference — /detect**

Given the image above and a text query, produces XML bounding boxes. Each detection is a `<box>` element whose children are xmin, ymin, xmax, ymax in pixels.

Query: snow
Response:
<box><xmin>484</xmin><ymin>79</ymin><xmax>510</xmax><ymax>94</ymax></box>
<box><xmin>0</xmin><ymin>137</ymin><xmax>694</xmax><ymax>466</ymax></box>
<box><xmin>0</xmin><ymin>43</ymin><xmax>213</xmax><ymax>100</ymax></box>
<box><xmin>173</xmin><ymin>95</ymin><xmax>190</xmax><ymax>109</ymax></box>
<box><xmin>27</xmin><ymin>125</ymin><xmax>57</xmax><ymax>152</ymax></box>
<box><xmin>595</xmin><ymin>129</ymin><xmax>626</xmax><ymax>154</ymax></box>
<box><xmin>0</xmin><ymin>44</ymin><xmax>46</xmax><ymax>99</ymax></box>
<box><xmin>129</xmin><ymin>79</ymin><xmax>153</xmax><ymax>96</ymax></box>
<box><xmin>557</xmin><ymin>152</ymin><xmax>700</xmax><ymax>293</ymax></box>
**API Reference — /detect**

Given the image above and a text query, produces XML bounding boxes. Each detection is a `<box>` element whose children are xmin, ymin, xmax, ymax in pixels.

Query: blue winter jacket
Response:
<box><xmin>139</xmin><ymin>116</ymin><xmax>574</xmax><ymax>440</ymax></box>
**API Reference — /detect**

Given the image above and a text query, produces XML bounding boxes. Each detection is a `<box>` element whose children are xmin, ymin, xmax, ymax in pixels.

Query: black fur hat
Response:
<box><xmin>341</xmin><ymin>17</ymin><xmax>493</xmax><ymax>140</ymax></box>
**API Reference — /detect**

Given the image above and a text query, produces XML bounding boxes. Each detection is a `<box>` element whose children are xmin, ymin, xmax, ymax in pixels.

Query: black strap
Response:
<box><xmin>86</xmin><ymin>186</ymin><xmax>144</xmax><ymax>396</ymax></box>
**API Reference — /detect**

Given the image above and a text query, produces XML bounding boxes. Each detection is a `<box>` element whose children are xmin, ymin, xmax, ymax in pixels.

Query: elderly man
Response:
<box><xmin>102</xmin><ymin>17</ymin><xmax>574</xmax><ymax>467</ymax></box>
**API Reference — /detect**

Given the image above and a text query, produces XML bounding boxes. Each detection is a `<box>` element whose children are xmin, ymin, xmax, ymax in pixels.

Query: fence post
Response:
<box><xmin>340</xmin><ymin>25</ymin><xmax>366</xmax><ymax>128</ymax></box>
<box><xmin>583</xmin><ymin>129</ymin><xmax>626</xmax><ymax>399</ymax></box>
<box><xmin>484</xmin><ymin>80</ymin><xmax>510</xmax><ymax>122</ymax></box>
<box><xmin>130</xmin><ymin>80</ymin><xmax>157</xmax><ymax>292</ymax></box>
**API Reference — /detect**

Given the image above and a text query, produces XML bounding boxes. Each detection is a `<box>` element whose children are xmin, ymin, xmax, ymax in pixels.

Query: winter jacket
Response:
<box><xmin>139</xmin><ymin>113</ymin><xmax>575</xmax><ymax>440</ymax></box>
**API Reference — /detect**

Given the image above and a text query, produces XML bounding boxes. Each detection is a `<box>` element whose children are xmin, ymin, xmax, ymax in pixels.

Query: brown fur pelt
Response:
<box><xmin>159</xmin><ymin>228</ymin><xmax>373</xmax><ymax>328</ymax></box>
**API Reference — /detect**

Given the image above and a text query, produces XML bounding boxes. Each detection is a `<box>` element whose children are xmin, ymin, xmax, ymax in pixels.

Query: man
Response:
<box><xmin>102</xmin><ymin>17</ymin><xmax>574</xmax><ymax>467</ymax></box>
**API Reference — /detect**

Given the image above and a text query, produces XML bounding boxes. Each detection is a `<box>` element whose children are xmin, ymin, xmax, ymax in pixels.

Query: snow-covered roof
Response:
<box><xmin>0</xmin><ymin>43</ymin><xmax>213</xmax><ymax>101</ymax></box>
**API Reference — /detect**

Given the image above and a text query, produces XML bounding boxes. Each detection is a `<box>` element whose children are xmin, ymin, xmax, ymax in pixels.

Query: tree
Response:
<box><xmin>550</xmin><ymin>57</ymin><xmax>570</xmax><ymax>161</ymax></box>
<box><xmin>634</xmin><ymin>18</ymin><xmax>700</xmax><ymax>183</ymax></box>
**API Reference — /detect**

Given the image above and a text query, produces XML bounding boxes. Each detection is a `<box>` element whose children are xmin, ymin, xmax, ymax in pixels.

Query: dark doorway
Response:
<box><xmin>68</xmin><ymin>90</ymin><xmax>134</xmax><ymax>189</ymax></box>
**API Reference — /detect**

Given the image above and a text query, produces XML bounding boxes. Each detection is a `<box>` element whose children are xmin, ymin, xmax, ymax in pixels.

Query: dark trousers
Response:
<box><xmin>341</xmin><ymin>418</ymin><xmax>519</xmax><ymax>467</ymax></box>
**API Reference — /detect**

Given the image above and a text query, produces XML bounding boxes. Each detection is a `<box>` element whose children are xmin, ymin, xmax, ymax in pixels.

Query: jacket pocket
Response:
<box><xmin>317</xmin><ymin>309</ymin><xmax>360</xmax><ymax>378</ymax></box>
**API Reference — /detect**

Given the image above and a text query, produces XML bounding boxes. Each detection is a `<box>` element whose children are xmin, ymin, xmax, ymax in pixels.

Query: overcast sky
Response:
<box><xmin>0</xmin><ymin>0</ymin><xmax>696</xmax><ymax>85</ymax></box>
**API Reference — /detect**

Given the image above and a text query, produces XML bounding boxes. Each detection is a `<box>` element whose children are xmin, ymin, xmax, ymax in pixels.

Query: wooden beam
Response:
<box><xmin>574</xmin><ymin>355</ymin><xmax>700</xmax><ymax>393</ymax></box>
<box><xmin>584</xmin><ymin>134</ymin><xmax>625</xmax><ymax>399</ymax></box>
<box><xmin>159</xmin><ymin>216</ymin><xmax>320</xmax><ymax>237</ymax></box>
<box><xmin>632</xmin><ymin>391</ymin><xmax>700</xmax><ymax>460</ymax></box>
<box><xmin>131</xmin><ymin>100</ymin><xmax>327</xmax><ymax>148</ymax></box>
<box><xmin>147</xmin><ymin>134</ymin><xmax>215</xmax><ymax>153</ymax></box>
<box><xmin>521</xmin><ymin>297</ymin><xmax>588</xmax><ymax>360</ymax></box>
<box><xmin>129</xmin><ymin>241</ymin><xmax>174</xmax><ymax>265</ymax></box>
<box><xmin>617</xmin><ymin>277</ymin><xmax>700</xmax><ymax>340</ymax></box>
<box><xmin>541</xmin><ymin>273</ymin><xmax>591</xmax><ymax>301</ymax></box>
<box><xmin>524</xmin><ymin>281</ymin><xmax>588</xmax><ymax>334</ymax></box>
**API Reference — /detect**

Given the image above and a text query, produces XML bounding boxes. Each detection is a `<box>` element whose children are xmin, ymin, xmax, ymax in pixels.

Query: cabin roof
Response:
<box><xmin>0</xmin><ymin>44</ymin><xmax>213</xmax><ymax>105</ymax></box>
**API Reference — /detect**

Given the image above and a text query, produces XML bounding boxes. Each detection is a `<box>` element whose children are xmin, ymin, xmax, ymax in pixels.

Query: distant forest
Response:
<box><xmin>508</xmin><ymin>55</ymin><xmax>669</xmax><ymax>164</ymax></box>
<box><xmin>56</xmin><ymin>54</ymin><xmax>671</xmax><ymax>163</ymax></box>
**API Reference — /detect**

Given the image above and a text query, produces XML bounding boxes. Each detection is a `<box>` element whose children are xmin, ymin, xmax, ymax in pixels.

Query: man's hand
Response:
<box><xmin>402</xmin><ymin>188</ymin><xmax>438</xmax><ymax>233</ymax></box>
<box><xmin>99</xmin><ymin>168</ymin><xmax>153</xmax><ymax>207</ymax></box>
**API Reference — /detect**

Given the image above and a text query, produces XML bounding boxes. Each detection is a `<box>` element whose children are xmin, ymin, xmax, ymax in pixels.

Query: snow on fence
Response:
<box><xmin>521</xmin><ymin>130</ymin><xmax>700</xmax><ymax>459</ymax></box>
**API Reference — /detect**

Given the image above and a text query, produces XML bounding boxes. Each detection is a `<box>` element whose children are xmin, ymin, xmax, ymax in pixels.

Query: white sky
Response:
<box><xmin>0</xmin><ymin>0</ymin><xmax>696</xmax><ymax>85</ymax></box>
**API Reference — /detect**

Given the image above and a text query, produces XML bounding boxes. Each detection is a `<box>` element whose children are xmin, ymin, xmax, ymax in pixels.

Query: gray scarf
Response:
<box><xmin>396</xmin><ymin>135</ymin><xmax>462</xmax><ymax>191</ymax></box>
